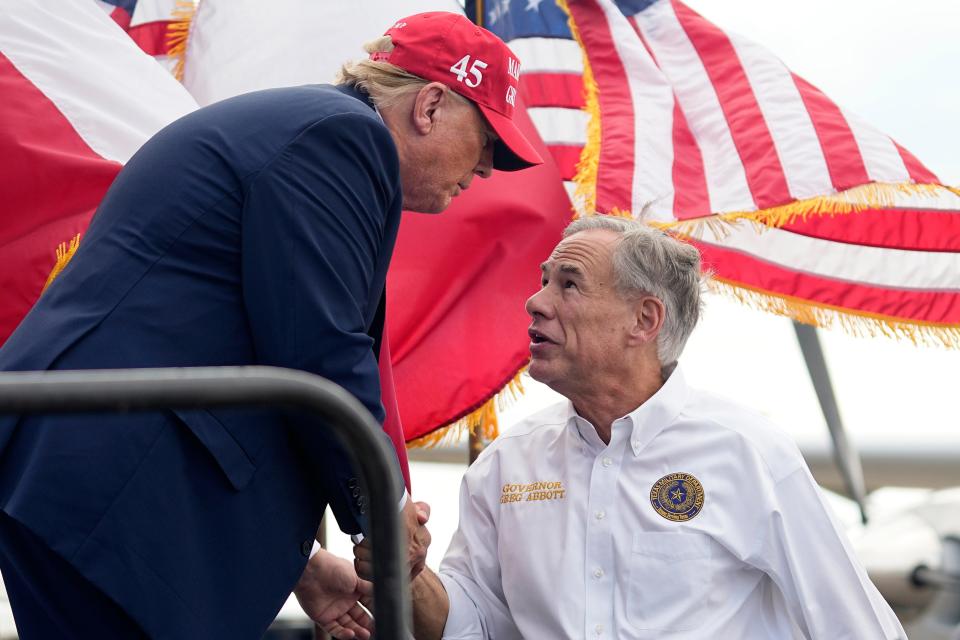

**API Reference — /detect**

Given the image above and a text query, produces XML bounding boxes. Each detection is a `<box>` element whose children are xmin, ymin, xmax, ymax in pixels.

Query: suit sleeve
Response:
<box><xmin>240</xmin><ymin>111</ymin><xmax>405</xmax><ymax>528</ymax></box>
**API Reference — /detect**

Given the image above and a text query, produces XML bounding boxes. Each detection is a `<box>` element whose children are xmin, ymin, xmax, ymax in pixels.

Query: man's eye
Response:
<box><xmin>563</xmin><ymin>280</ymin><xmax>577</xmax><ymax>289</ymax></box>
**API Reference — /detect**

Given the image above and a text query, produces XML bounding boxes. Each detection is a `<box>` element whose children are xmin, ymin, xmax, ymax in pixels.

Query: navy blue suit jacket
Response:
<box><xmin>0</xmin><ymin>84</ymin><xmax>404</xmax><ymax>637</ymax></box>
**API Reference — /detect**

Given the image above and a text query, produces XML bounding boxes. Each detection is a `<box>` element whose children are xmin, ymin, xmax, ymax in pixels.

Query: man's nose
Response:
<box><xmin>525</xmin><ymin>287</ymin><xmax>548</xmax><ymax>318</ymax></box>
<box><xmin>474</xmin><ymin>143</ymin><xmax>494</xmax><ymax>179</ymax></box>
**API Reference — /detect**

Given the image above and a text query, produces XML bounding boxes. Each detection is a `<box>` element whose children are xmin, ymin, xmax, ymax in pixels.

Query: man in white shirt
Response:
<box><xmin>358</xmin><ymin>215</ymin><xmax>905</xmax><ymax>639</ymax></box>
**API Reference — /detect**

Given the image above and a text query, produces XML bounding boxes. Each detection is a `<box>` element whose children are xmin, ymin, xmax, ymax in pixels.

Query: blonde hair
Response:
<box><xmin>336</xmin><ymin>36</ymin><xmax>429</xmax><ymax>108</ymax></box>
<box><xmin>337</xmin><ymin>35</ymin><xmax>471</xmax><ymax>109</ymax></box>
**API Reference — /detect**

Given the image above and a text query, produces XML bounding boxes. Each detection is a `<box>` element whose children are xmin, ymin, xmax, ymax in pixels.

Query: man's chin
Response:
<box><xmin>526</xmin><ymin>360</ymin><xmax>553</xmax><ymax>385</ymax></box>
<box><xmin>403</xmin><ymin>195</ymin><xmax>451</xmax><ymax>215</ymax></box>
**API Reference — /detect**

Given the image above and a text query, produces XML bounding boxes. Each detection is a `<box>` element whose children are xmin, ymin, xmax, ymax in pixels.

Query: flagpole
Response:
<box><xmin>468</xmin><ymin>1</ymin><xmax>486</xmax><ymax>466</ymax></box>
<box><xmin>792</xmin><ymin>322</ymin><xmax>869</xmax><ymax>524</ymax></box>
<box><xmin>469</xmin><ymin>427</ymin><xmax>487</xmax><ymax>465</ymax></box>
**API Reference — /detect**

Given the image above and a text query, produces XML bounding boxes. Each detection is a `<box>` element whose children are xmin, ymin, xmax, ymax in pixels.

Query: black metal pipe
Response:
<box><xmin>0</xmin><ymin>366</ymin><xmax>409</xmax><ymax>638</ymax></box>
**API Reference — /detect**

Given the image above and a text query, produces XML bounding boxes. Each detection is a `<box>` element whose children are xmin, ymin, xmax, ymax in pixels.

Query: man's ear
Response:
<box><xmin>410</xmin><ymin>82</ymin><xmax>448</xmax><ymax>135</ymax></box>
<box><xmin>629</xmin><ymin>295</ymin><xmax>665</xmax><ymax>346</ymax></box>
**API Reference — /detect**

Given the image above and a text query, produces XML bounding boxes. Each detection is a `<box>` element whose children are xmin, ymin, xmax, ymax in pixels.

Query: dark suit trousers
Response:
<box><xmin>0</xmin><ymin>511</ymin><xmax>147</xmax><ymax>639</ymax></box>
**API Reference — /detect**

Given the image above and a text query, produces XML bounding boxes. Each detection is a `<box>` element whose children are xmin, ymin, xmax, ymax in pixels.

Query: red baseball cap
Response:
<box><xmin>371</xmin><ymin>12</ymin><xmax>543</xmax><ymax>172</ymax></box>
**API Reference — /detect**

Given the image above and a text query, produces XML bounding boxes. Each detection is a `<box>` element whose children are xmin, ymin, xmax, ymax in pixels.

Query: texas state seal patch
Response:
<box><xmin>650</xmin><ymin>472</ymin><xmax>704</xmax><ymax>522</ymax></box>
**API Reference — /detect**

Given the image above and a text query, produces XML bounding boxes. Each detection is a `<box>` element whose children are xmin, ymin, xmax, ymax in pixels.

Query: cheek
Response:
<box><xmin>446</xmin><ymin>130</ymin><xmax>484</xmax><ymax>173</ymax></box>
<box><xmin>566</xmin><ymin>314</ymin><xmax>615</xmax><ymax>353</ymax></box>
<box><xmin>432</xmin><ymin>146</ymin><xmax>465</xmax><ymax>178</ymax></box>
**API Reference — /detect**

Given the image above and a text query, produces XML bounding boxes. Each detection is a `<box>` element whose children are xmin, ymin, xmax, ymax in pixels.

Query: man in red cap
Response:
<box><xmin>0</xmin><ymin>10</ymin><xmax>538</xmax><ymax>640</ymax></box>
<box><xmin>338</xmin><ymin>10</ymin><xmax>542</xmax><ymax>210</ymax></box>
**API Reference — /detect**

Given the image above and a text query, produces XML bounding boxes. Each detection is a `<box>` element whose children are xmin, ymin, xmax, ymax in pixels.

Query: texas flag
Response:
<box><xmin>0</xmin><ymin>0</ymin><xmax>197</xmax><ymax>344</ymax></box>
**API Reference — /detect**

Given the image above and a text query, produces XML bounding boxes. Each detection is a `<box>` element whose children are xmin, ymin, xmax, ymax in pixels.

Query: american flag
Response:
<box><xmin>468</xmin><ymin>0</ymin><xmax>587</xmax><ymax>205</ymax></box>
<box><xmin>471</xmin><ymin>0</ymin><xmax>960</xmax><ymax>346</ymax></box>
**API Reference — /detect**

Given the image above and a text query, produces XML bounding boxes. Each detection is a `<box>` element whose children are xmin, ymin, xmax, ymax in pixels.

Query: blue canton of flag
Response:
<box><xmin>612</xmin><ymin>0</ymin><xmax>659</xmax><ymax>17</ymax></box>
<box><xmin>466</xmin><ymin>0</ymin><xmax>661</xmax><ymax>38</ymax></box>
<box><xmin>97</xmin><ymin>0</ymin><xmax>139</xmax><ymax>12</ymax></box>
<box><xmin>465</xmin><ymin>0</ymin><xmax>571</xmax><ymax>39</ymax></box>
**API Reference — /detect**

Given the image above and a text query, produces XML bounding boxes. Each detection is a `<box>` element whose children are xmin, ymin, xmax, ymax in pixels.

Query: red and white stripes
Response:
<box><xmin>548</xmin><ymin>0</ymin><xmax>960</xmax><ymax>340</ymax></box>
<box><xmin>508</xmin><ymin>36</ymin><xmax>587</xmax><ymax>202</ymax></box>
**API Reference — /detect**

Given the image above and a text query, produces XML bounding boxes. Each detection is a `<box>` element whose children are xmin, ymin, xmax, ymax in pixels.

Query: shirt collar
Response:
<box><xmin>565</xmin><ymin>362</ymin><xmax>689</xmax><ymax>457</ymax></box>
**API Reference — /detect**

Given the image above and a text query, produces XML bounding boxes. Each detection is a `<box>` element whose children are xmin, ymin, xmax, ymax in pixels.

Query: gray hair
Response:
<box><xmin>563</xmin><ymin>216</ymin><xmax>705</xmax><ymax>365</ymax></box>
<box><xmin>336</xmin><ymin>36</ymin><xmax>470</xmax><ymax>109</ymax></box>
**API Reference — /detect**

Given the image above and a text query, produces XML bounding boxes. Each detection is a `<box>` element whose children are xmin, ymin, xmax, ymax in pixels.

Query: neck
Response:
<box><xmin>377</xmin><ymin>104</ymin><xmax>408</xmax><ymax>162</ymax></box>
<box><xmin>568</xmin><ymin>362</ymin><xmax>665</xmax><ymax>445</ymax></box>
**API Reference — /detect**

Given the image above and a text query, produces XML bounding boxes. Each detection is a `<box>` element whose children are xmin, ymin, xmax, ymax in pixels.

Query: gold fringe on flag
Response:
<box><xmin>662</xmin><ymin>182</ymin><xmax>960</xmax><ymax>237</ymax></box>
<box><xmin>710</xmin><ymin>276</ymin><xmax>960</xmax><ymax>349</ymax></box>
<box><xmin>166</xmin><ymin>0</ymin><xmax>197</xmax><ymax>82</ymax></box>
<box><xmin>556</xmin><ymin>0</ymin><xmax>600</xmax><ymax>218</ymax></box>
<box><xmin>41</xmin><ymin>234</ymin><xmax>81</xmax><ymax>294</ymax></box>
<box><xmin>407</xmin><ymin>370</ymin><xmax>526</xmax><ymax>448</ymax></box>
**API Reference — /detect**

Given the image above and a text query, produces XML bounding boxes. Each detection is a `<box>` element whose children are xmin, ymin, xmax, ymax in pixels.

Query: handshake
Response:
<box><xmin>293</xmin><ymin>498</ymin><xmax>432</xmax><ymax>639</ymax></box>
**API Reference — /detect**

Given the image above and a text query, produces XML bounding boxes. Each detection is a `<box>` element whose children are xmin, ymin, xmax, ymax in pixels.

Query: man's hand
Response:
<box><xmin>354</xmin><ymin>499</ymin><xmax>431</xmax><ymax>581</ymax></box>
<box><xmin>406</xmin><ymin>499</ymin><xmax>431</xmax><ymax>579</ymax></box>
<box><xmin>294</xmin><ymin>548</ymin><xmax>374</xmax><ymax>640</ymax></box>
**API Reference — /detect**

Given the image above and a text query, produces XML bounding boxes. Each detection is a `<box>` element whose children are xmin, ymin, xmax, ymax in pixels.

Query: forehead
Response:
<box><xmin>542</xmin><ymin>229</ymin><xmax>619</xmax><ymax>277</ymax></box>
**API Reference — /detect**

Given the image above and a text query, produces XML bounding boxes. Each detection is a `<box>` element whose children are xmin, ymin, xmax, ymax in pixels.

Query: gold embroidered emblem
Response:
<box><xmin>650</xmin><ymin>472</ymin><xmax>704</xmax><ymax>522</ymax></box>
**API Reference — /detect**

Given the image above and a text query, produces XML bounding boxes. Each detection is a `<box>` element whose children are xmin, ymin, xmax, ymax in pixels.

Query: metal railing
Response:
<box><xmin>0</xmin><ymin>366</ymin><xmax>410</xmax><ymax>639</ymax></box>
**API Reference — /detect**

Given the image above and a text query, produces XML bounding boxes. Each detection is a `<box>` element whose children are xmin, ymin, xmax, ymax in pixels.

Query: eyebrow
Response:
<box><xmin>540</xmin><ymin>262</ymin><xmax>583</xmax><ymax>277</ymax></box>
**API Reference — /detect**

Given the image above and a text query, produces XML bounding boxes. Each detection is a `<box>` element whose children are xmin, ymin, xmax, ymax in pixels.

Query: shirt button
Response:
<box><xmin>601</xmin><ymin>457</ymin><xmax>612</xmax><ymax>467</ymax></box>
<box><xmin>595</xmin><ymin>509</ymin><xmax>605</xmax><ymax>520</ymax></box>
<box><xmin>300</xmin><ymin>539</ymin><xmax>313</xmax><ymax>557</ymax></box>
<box><xmin>594</xmin><ymin>623</ymin><xmax>604</xmax><ymax>635</ymax></box>
<box><xmin>593</xmin><ymin>567</ymin><xmax>604</xmax><ymax>579</ymax></box>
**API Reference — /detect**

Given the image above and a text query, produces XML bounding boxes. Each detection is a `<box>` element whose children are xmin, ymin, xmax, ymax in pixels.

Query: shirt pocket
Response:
<box><xmin>627</xmin><ymin>531</ymin><xmax>714</xmax><ymax>632</ymax></box>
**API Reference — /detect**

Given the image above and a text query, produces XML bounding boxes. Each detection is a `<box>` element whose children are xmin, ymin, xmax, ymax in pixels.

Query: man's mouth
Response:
<box><xmin>528</xmin><ymin>328</ymin><xmax>556</xmax><ymax>345</ymax></box>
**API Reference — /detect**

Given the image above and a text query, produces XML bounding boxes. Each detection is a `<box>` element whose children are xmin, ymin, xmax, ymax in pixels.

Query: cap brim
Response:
<box><xmin>478</xmin><ymin>105</ymin><xmax>543</xmax><ymax>172</ymax></box>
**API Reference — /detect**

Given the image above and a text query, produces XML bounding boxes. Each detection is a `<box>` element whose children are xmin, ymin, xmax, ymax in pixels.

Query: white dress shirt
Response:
<box><xmin>438</xmin><ymin>365</ymin><xmax>905</xmax><ymax>639</ymax></box>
